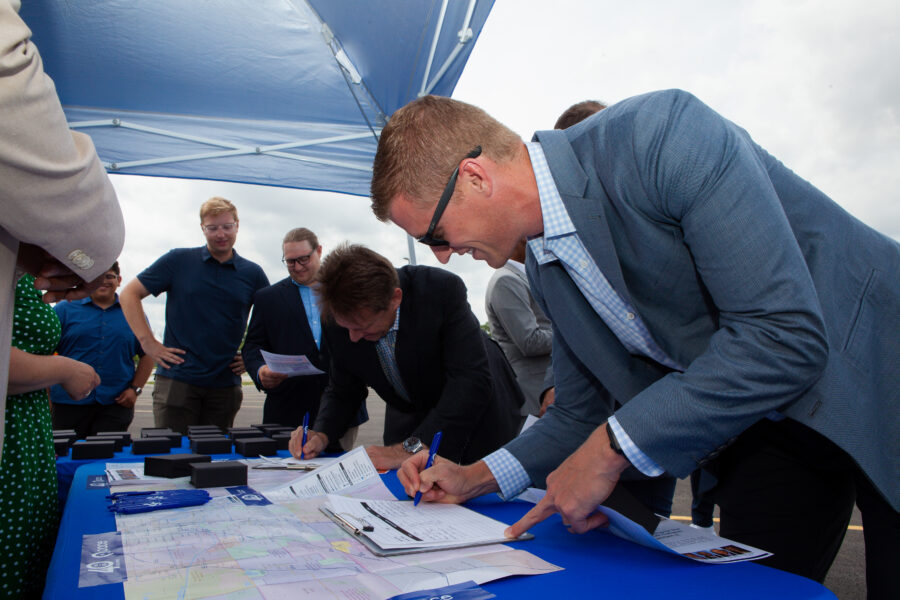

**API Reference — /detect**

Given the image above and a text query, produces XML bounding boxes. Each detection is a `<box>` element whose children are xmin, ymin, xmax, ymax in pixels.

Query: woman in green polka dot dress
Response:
<box><xmin>1</xmin><ymin>275</ymin><xmax>65</xmax><ymax>598</ymax></box>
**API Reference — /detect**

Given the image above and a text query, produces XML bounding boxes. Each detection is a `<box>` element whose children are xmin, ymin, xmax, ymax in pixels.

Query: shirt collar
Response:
<box><xmin>78</xmin><ymin>294</ymin><xmax>120</xmax><ymax>309</ymax></box>
<box><xmin>389</xmin><ymin>306</ymin><xmax>401</xmax><ymax>333</ymax></box>
<box><xmin>201</xmin><ymin>245</ymin><xmax>237</xmax><ymax>265</ymax></box>
<box><xmin>525</xmin><ymin>141</ymin><xmax>577</xmax><ymax>264</ymax></box>
<box><xmin>506</xmin><ymin>260</ymin><xmax>526</xmax><ymax>276</ymax></box>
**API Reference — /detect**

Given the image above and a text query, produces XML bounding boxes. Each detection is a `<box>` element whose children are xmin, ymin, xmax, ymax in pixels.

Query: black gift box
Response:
<box><xmin>53</xmin><ymin>438</ymin><xmax>70</xmax><ymax>456</ymax></box>
<box><xmin>271</xmin><ymin>433</ymin><xmax>291</xmax><ymax>450</ymax></box>
<box><xmin>250</xmin><ymin>423</ymin><xmax>280</xmax><ymax>431</ymax></box>
<box><xmin>188</xmin><ymin>424</ymin><xmax>222</xmax><ymax>432</ymax></box>
<box><xmin>234</xmin><ymin>436</ymin><xmax>278</xmax><ymax>457</ymax></box>
<box><xmin>190</xmin><ymin>461</ymin><xmax>247</xmax><ymax>488</ymax></box>
<box><xmin>131</xmin><ymin>437</ymin><xmax>172</xmax><ymax>455</ymax></box>
<box><xmin>52</xmin><ymin>430</ymin><xmax>78</xmax><ymax>445</ymax></box>
<box><xmin>145</xmin><ymin>453</ymin><xmax>212</xmax><ymax>478</ymax></box>
<box><xmin>71</xmin><ymin>440</ymin><xmax>115</xmax><ymax>459</ymax></box>
<box><xmin>86</xmin><ymin>435</ymin><xmax>124</xmax><ymax>452</ymax></box>
<box><xmin>97</xmin><ymin>431</ymin><xmax>132</xmax><ymax>444</ymax></box>
<box><xmin>228</xmin><ymin>427</ymin><xmax>262</xmax><ymax>440</ymax></box>
<box><xmin>262</xmin><ymin>425</ymin><xmax>294</xmax><ymax>436</ymax></box>
<box><xmin>191</xmin><ymin>437</ymin><xmax>233</xmax><ymax>455</ymax></box>
<box><xmin>141</xmin><ymin>427</ymin><xmax>173</xmax><ymax>437</ymax></box>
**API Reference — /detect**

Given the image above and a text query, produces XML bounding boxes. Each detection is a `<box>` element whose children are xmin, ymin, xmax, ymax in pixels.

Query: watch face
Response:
<box><xmin>402</xmin><ymin>437</ymin><xmax>423</xmax><ymax>453</ymax></box>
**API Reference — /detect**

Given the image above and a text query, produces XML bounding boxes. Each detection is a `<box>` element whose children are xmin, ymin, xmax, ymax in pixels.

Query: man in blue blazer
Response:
<box><xmin>377</xmin><ymin>90</ymin><xmax>899</xmax><ymax>593</ymax></box>
<box><xmin>242</xmin><ymin>228</ymin><xmax>366</xmax><ymax>446</ymax></box>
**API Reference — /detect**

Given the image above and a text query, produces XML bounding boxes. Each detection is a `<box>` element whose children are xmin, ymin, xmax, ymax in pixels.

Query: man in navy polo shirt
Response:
<box><xmin>120</xmin><ymin>197</ymin><xmax>269</xmax><ymax>433</ymax></box>
<box><xmin>50</xmin><ymin>262</ymin><xmax>154</xmax><ymax>438</ymax></box>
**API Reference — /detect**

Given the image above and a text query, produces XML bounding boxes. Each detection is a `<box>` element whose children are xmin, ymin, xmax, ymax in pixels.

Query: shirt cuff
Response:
<box><xmin>607</xmin><ymin>416</ymin><xmax>665</xmax><ymax>477</ymax></box>
<box><xmin>482</xmin><ymin>448</ymin><xmax>532</xmax><ymax>501</ymax></box>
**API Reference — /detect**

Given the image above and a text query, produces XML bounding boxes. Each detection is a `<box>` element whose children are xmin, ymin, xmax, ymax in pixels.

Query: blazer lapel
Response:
<box><xmin>277</xmin><ymin>278</ymin><xmax>315</xmax><ymax>344</ymax></box>
<box><xmin>535</xmin><ymin>129</ymin><xmax>635</xmax><ymax>307</ymax></box>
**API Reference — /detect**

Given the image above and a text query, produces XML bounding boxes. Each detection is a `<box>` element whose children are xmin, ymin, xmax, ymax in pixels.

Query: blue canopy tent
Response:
<box><xmin>19</xmin><ymin>0</ymin><xmax>493</xmax><ymax>199</ymax></box>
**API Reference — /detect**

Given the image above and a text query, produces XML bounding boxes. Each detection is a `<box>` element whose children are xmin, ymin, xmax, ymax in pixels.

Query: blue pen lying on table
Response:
<box><xmin>107</xmin><ymin>489</ymin><xmax>212</xmax><ymax>514</ymax></box>
<box><xmin>414</xmin><ymin>431</ymin><xmax>442</xmax><ymax>507</ymax></box>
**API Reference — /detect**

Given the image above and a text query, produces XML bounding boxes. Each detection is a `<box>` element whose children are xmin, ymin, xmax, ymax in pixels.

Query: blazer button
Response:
<box><xmin>67</xmin><ymin>249</ymin><xmax>94</xmax><ymax>270</ymax></box>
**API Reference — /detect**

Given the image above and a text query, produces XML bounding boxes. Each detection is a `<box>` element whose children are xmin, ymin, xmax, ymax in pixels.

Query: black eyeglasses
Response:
<box><xmin>416</xmin><ymin>146</ymin><xmax>482</xmax><ymax>247</ymax></box>
<box><xmin>282</xmin><ymin>250</ymin><xmax>316</xmax><ymax>267</ymax></box>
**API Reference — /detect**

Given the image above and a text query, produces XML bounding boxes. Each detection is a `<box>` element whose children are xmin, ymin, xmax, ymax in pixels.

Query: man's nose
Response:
<box><xmin>348</xmin><ymin>329</ymin><xmax>364</xmax><ymax>342</ymax></box>
<box><xmin>431</xmin><ymin>246</ymin><xmax>452</xmax><ymax>264</ymax></box>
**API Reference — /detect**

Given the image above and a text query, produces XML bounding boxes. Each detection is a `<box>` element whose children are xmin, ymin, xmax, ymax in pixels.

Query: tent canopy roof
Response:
<box><xmin>21</xmin><ymin>0</ymin><xmax>493</xmax><ymax>196</ymax></box>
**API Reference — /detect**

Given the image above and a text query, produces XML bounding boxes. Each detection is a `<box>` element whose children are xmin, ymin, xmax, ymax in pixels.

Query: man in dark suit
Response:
<box><xmin>374</xmin><ymin>91</ymin><xmax>900</xmax><ymax>594</ymax></box>
<box><xmin>243</xmin><ymin>228</ymin><xmax>366</xmax><ymax>448</ymax></box>
<box><xmin>290</xmin><ymin>243</ymin><xmax>523</xmax><ymax>471</ymax></box>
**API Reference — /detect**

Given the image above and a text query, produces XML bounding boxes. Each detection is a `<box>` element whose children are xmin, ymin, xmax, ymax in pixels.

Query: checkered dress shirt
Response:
<box><xmin>374</xmin><ymin>308</ymin><xmax>409</xmax><ymax>401</ymax></box>
<box><xmin>483</xmin><ymin>143</ymin><xmax>680</xmax><ymax>494</ymax></box>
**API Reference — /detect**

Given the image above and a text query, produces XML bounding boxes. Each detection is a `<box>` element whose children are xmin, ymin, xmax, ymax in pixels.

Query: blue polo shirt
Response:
<box><xmin>51</xmin><ymin>296</ymin><xmax>143</xmax><ymax>405</ymax></box>
<box><xmin>138</xmin><ymin>246</ymin><xmax>269</xmax><ymax>388</ymax></box>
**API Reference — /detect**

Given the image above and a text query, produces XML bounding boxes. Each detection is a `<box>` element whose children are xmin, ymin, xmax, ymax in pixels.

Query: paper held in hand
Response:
<box><xmin>322</xmin><ymin>493</ymin><xmax>533</xmax><ymax>556</ymax></box>
<box><xmin>260</xmin><ymin>349</ymin><xmax>325</xmax><ymax>376</ymax></box>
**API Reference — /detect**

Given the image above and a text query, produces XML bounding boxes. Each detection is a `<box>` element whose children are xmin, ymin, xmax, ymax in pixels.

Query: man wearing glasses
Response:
<box><xmin>376</xmin><ymin>92</ymin><xmax>900</xmax><ymax>594</ymax></box>
<box><xmin>120</xmin><ymin>197</ymin><xmax>269</xmax><ymax>433</ymax></box>
<box><xmin>242</xmin><ymin>228</ymin><xmax>367</xmax><ymax>447</ymax></box>
<box><xmin>50</xmin><ymin>262</ymin><xmax>154</xmax><ymax>438</ymax></box>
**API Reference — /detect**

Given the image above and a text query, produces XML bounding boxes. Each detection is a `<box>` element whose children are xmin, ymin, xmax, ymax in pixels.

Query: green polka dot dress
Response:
<box><xmin>1</xmin><ymin>275</ymin><xmax>61</xmax><ymax>599</ymax></box>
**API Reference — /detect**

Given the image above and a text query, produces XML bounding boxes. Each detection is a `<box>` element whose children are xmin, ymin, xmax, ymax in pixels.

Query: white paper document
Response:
<box><xmin>261</xmin><ymin>349</ymin><xmax>325</xmax><ymax>376</ymax></box>
<box><xmin>323</xmin><ymin>494</ymin><xmax>527</xmax><ymax>552</ymax></box>
<box><xmin>263</xmin><ymin>446</ymin><xmax>395</xmax><ymax>502</ymax></box>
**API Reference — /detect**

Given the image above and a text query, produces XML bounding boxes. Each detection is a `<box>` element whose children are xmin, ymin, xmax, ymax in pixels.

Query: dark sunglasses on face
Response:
<box><xmin>416</xmin><ymin>146</ymin><xmax>482</xmax><ymax>247</ymax></box>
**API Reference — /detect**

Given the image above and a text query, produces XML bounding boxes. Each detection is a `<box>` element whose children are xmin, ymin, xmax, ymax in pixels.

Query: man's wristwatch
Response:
<box><xmin>130</xmin><ymin>385</ymin><xmax>143</xmax><ymax>396</ymax></box>
<box><xmin>606</xmin><ymin>422</ymin><xmax>626</xmax><ymax>457</ymax></box>
<box><xmin>401</xmin><ymin>436</ymin><xmax>424</xmax><ymax>454</ymax></box>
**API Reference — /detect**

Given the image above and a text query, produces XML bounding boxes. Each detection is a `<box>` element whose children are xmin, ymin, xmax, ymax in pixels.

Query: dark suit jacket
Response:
<box><xmin>315</xmin><ymin>266</ymin><xmax>523</xmax><ymax>464</ymax></box>
<box><xmin>243</xmin><ymin>277</ymin><xmax>366</xmax><ymax>436</ymax></box>
<box><xmin>504</xmin><ymin>90</ymin><xmax>899</xmax><ymax>510</ymax></box>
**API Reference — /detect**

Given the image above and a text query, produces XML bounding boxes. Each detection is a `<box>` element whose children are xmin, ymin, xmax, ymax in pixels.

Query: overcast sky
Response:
<box><xmin>109</xmin><ymin>0</ymin><xmax>900</xmax><ymax>337</ymax></box>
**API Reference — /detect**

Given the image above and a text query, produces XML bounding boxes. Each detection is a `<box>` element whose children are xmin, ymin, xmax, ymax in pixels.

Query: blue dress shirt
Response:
<box><xmin>51</xmin><ymin>296</ymin><xmax>143</xmax><ymax>405</ymax></box>
<box><xmin>138</xmin><ymin>246</ymin><xmax>269</xmax><ymax>387</ymax></box>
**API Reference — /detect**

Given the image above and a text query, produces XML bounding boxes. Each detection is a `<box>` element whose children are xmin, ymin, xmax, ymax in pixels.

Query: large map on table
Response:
<box><xmin>115</xmin><ymin>494</ymin><xmax>560</xmax><ymax>600</ymax></box>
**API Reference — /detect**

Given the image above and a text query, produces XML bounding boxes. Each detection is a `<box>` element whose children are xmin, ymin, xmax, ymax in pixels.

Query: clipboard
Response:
<box><xmin>320</xmin><ymin>506</ymin><xmax>534</xmax><ymax>557</ymax></box>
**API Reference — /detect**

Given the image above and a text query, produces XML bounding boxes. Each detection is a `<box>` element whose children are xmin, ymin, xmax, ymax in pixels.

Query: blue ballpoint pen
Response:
<box><xmin>300</xmin><ymin>412</ymin><xmax>309</xmax><ymax>460</ymax></box>
<box><xmin>413</xmin><ymin>431</ymin><xmax>442</xmax><ymax>507</ymax></box>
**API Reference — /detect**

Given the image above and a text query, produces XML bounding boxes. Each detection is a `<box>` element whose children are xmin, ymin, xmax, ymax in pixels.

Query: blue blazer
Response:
<box><xmin>504</xmin><ymin>90</ymin><xmax>899</xmax><ymax>510</ymax></box>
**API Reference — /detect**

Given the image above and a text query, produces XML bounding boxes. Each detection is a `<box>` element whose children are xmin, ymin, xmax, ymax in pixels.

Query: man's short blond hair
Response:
<box><xmin>370</xmin><ymin>95</ymin><xmax>521</xmax><ymax>222</ymax></box>
<box><xmin>283</xmin><ymin>227</ymin><xmax>319</xmax><ymax>248</ymax></box>
<box><xmin>199</xmin><ymin>196</ymin><xmax>238</xmax><ymax>222</ymax></box>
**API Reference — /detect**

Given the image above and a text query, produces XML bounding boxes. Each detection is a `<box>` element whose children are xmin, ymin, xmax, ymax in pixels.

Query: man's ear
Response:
<box><xmin>390</xmin><ymin>287</ymin><xmax>403</xmax><ymax>311</ymax></box>
<box><xmin>459</xmin><ymin>158</ymin><xmax>492</xmax><ymax>198</ymax></box>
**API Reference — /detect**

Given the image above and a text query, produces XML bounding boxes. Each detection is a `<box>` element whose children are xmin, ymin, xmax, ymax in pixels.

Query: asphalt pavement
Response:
<box><xmin>128</xmin><ymin>383</ymin><xmax>866</xmax><ymax>599</ymax></box>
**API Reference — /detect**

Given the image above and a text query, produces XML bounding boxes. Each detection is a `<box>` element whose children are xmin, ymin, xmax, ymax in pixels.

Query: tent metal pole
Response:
<box><xmin>421</xmin><ymin>0</ymin><xmax>477</xmax><ymax>97</ymax></box>
<box><xmin>407</xmin><ymin>234</ymin><xmax>418</xmax><ymax>266</ymax></box>
<box><xmin>419</xmin><ymin>0</ymin><xmax>450</xmax><ymax>97</ymax></box>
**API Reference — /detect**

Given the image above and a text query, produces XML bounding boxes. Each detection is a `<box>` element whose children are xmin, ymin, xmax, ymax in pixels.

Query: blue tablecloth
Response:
<box><xmin>46</xmin><ymin>454</ymin><xmax>836</xmax><ymax>600</ymax></box>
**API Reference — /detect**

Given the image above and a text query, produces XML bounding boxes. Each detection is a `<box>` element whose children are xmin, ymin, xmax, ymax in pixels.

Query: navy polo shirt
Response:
<box><xmin>138</xmin><ymin>246</ymin><xmax>269</xmax><ymax>387</ymax></box>
<box><xmin>51</xmin><ymin>296</ymin><xmax>143</xmax><ymax>405</ymax></box>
